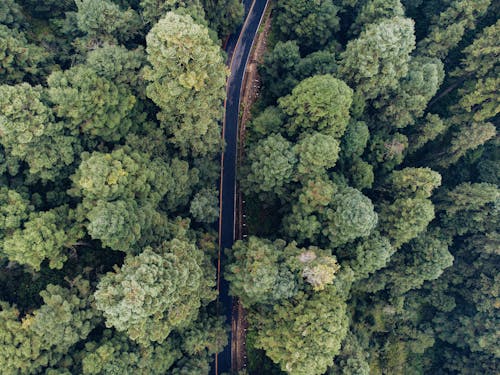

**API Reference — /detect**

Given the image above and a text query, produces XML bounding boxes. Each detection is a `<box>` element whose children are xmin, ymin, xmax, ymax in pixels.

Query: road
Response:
<box><xmin>215</xmin><ymin>0</ymin><xmax>269</xmax><ymax>373</ymax></box>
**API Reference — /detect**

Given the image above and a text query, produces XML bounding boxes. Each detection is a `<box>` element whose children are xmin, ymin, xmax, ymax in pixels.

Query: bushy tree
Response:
<box><xmin>273</xmin><ymin>0</ymin><xmax>340</xmax><ymax>52</ymax></box>
<box><xmin>202</xmin><ymin>0</ymin><xmax>243</xmax><ymax>37</ymax></box>
<box><xmin>416</xmin><ymin>0</ymin><xmax>491</xmax><ymax>59</ymax></box>
<box><xmin>48</xmin><ymin>65</ymin><xmax>136</xmax><ymax>142</ymax></box>
<box><xmin>386</xmin><ymin>167</ymin><xmax>442</xmax><ymax>199</ymax></box>
<box><xmin>144</xmin><ymin>12</ymin><xmax>226</xmax><ymax>157</ymax></box>
<box><xmin>95</xmin><ymin>240</ymin><xmax>215</xmax><ymax>345</ymax></box>
<box><xmin>189</xmin><ymin>187</ymin><xmax>219</xmax><ymax>223</ymax></box>
<box><xmin>350</xmin><ymin>0</ymin><xmax>405</xmax><ymax>35</ymax></box>
<box><xmin>294</xmin><ymin>132</ymin><xmax>340</xmax><ymax>178</ymax></box>
<box><xmin>0</xmin><ymin>280</ymin><xmax>99</xmax><ymax>375</ymax></box>
<box><xmin>378</xmin><ymin>197</ymin><xmax>435</xmax><ymax>249</ymax></box>
<box><xmin>285</xmin><ymin>183</ymin><xmax>378</xmax><ymax>247</ymax></box>
<box><xmin>241</xmin><ymin>134</ymin><xmax>297</xmax><ymax>199</ymax></box>
<box><xmin>250</xmin><ymin>285</ymin><xmax>349</xmax><ymax>375</ymax></box>
<box><xmin>75</xmin><ymin>0</ymin><xmax>142</xmax><ymax>42</ymax></box>
<box><xmin>278</xmin><ymin>75</ymin><xmax>353</xmax><ymax>138</ymax></box>
<box><xmin>374</xmin><ymin>56</ymin><xmax>444</xmax><ymax>128</ymax></box>
<box><xmin>0</xmin><ymin>25</ymin><xmax>51</xmax><ymax>84</ymax></box>
<box><xmin>2</xmin><ymin>206</ymin><xmax>83</xmax><ymax>270</ymax></box>
<box><xmin>0</xmin><ymin>83</ymin><xmax>78</xmax><ymax>181</ymax></box>
<box><xmin>340</xmin><ymin>17</ymin><xmax>415</xmax><ymax>100</ymax></box>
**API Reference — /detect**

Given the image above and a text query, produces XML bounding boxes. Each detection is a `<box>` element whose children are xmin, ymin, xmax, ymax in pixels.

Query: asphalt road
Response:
<box><xmin>214</xmin><ymin>0</ymin><xmax>268</xmax><ymax>373</ymax></box>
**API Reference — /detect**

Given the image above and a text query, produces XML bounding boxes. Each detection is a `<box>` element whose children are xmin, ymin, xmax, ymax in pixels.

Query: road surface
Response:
<box><xmin>215</xmin><ymin>0</ymin><xmax>269</xmax><ymax>373</ymax></box>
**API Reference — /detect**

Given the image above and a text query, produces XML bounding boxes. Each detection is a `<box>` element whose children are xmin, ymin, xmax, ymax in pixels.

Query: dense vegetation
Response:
<box><xmin>234</xmin><ymin>0</ymin><xmax>499</xmax><ymax>374</ymax></box>
<box><xmin>0</xmin><ymin>0</ymin><xmax>243</xmax><ymax>373</ymax></box>
<box><xmin>0</xmin><ymin>0</ymin><xmax>498</xmax><ymax>374</ymax></box>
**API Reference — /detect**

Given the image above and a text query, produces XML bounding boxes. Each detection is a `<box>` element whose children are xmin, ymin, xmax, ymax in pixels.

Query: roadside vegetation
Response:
<box><xmin>0</xmin><ymin>0</ymin><xmax>243</xmax><ymax>373</ymax></box>
<box><xmin>235</xmin><ymin>0</ymin><xmax>499</xmax><ymax>374</ymax></box>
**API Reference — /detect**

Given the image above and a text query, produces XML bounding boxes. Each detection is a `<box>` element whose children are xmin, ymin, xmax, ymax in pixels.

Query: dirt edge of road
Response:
<box><xmin>233</xmin><ymin>6</ymin><xmax>273</xmax><ymax>375</ymax></box>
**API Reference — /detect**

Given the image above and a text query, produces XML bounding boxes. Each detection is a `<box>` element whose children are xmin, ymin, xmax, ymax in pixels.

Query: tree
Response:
<box><xmin>284</xmin><ymin>184</ymin><xmax>378</xmax><ymax>247</ymax></box>
<box><xmin>339</xmin><ymin>17</ymin><xmax>415</xmax><ymax>100</ymax></box>
<box><xmin>449</xmin><ymin>19</ymin><xmax>500</xmax><ymax>124</ymax></box>
<box><xmin>75</xmin><ymin>0</ymin><xmax>142</xmax><ymax>42</ymax></box>
<box><xmin>433</xmin><ymin>122</ymin><xmax>496</xmax><ymax>168</ymax></box>
<box><xmin>0</xmin><ymin>83</ymin><xmax>79</xmax><ymax>181</ymax></box>
<box><xmin>0</xmin><ymin>0</ymin><xmax>26</xmax><ymax>28</ymax></box>
<box><xmin>374</xmin><ymin>56</ymin><xmax>444</xmax><ymax>128</ymax></box>
<box><xmin>241</xmin><ymin>134</ymin><xmax>297</xmax><ymax>199</ymax></box>
<box><xmin>95</xmin><ymin>240</ymin><xmax>215</xmax><ymax>345</ymax></box>
<box><xmin>0</xmin><ymin>187</ymin><xmax>32</xmax><ymax>241</ymax></box>
<box><xmin>225</xmin><ymin>237</ymin><xmax>289</xmax><ymax>306</ymax></box>
<box><xmin>367</xmin><ymin>230</ymin><xmax>453</xmax><ymax>295</ymax></box>
<box><xmin>189</xmin><ymin>187</ymin><xmax>219</xmax><ymax>223</ymax></box>
<box><xmin>2</xmin><ymin>206</ymin><xmax>83</xmax><ymax>270</ymax></box>
<box><xmin>278</xmin><ymin>75</ymin><xmax>353</xmax><ymax>138</ymax></box>
<box><xmin>416</xmin><ymin>0</ymin><xmax>491</xmax><ymax>59</ymax></box>
<box><xmin>293</xmin><ymin>132</ymin><xmax>340</xmax><ymax>178</ymax></box>
<box><xmin>386</xmin><ymin>167</ymin><xmax>442</xmax><ymax>199</ymax></box>
<box><xmin>378</xmin><ymin>197</ymin><xmax>435</xmax><ymax>249</ymax></box>
<box><xmin>48</xmin><ymin>65</ymin><xmax>137</xmax><ymax>143</ymax></box>
<box><xmin>0</xmin><ymin>25</ymin><xmax>51</xmax><ymax>84</ymax></box>
<box><xmin>202</xmin><ymin>0</ymin><xmax>244</xmax><ymax>37</ymax></box>
<box><xmin>250</xmin><ymin>285</ymin><xmax>349</xmax><ymax>375</ymax></box>
<box><xmin>350</xmin><ymin>0</ymin><xmax>405</xmax><ymax>35</ymax></box>
<box><xmin>0</xmin><ymin>280</ymin><xmax>99</xmax><ymax>375</ymax></box>
<box><xmin>436</xmin><ymin>182</ymin><xmax>499</xmax><ymax>236</ymax></box>
<box><xmin>336</xmin><ymin>232</ymin><xmax>394</xmax><ymax>282</ymax></box>
<box><xmin>144</xmin><ymin>12</ymin><xmax>227</xmax><ymax>157</ymax></box>
<box><xmin>273</xmin><ymin>0</ymin><xmax>340</xmax><ymax>52</ymax></box>
<box><xmin>407</xmin><ymin>113</ymin><xmax>447</xmax><ymax>153</ymax></box>
<box><xmin>340</xmin><ymin>120</ymin><xmax>369</xmax><ymax>158</ymax></box>
<box><xmin>259</xmin><ymin>41</ymin><xmax>301</xmax><ymax>103</ymax></box>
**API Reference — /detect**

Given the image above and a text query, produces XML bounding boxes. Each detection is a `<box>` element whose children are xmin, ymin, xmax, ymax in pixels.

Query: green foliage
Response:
<box><xmin>386</xmin><ymin>167</ymin><xmax>442</xmax><ymax>199</ymax></box>
<box><xmin>378</xmin><ymin>197</ymin><xmax>435</xmax><ymax>249</ymax></box>
<box><xmin>278</xmin><ymin>75</ymin><xmax>353</xmax><ymax>138</ymax></box>
<box><xmin>189</xmin><ymin>187</ymin><xmax>219</xmax><ymax>223</ymax></box>
<box><xmin>0</xmin><ymin>83</ymin><xmax>78</xmax><ymax>181</ymax></box>
<box><xmin>144</xmin><ymin>12</ymin><xmax>226</xmax><ymax>157</ymax></box>
<box><xmin>285</xmin><ymin>183</ymin><xmax>378</xmax><ymax>247</ymax></box>
<box><xmin>226</xmin><ymin>237</ymin><xmax>288</xmax><ymax>306</ymax></box>
<box><xmin>294</xmin><ymin>132</ymin><xmax>340</xmax><ymax>178</ymax></box>
<box><xmin>274</xmin><ymin>0</ymin><xmax>340</xmax><ymax>52</ymax></box>
<box><xmin>416</xmin><ymin>0</ymin><xmax>491</xmax><ymax>59</ymax></box>
<box><xmin>0</xmin><ymin>0</ymin><xmax>26</xmax><ymax>28</ymax></box>
<box><xmin>95</xmin><ymin>240</ymin><xmax>215</xmax><ymax>345</ymax></box>
<box><xmin>351</xmin><ymin>0</ymin><xmax>405</xmax><ymax>35</ymax></box>
<box><xmin>75</xmin><ymin>0</ymin><xmax>142</xmax><ymax>42</ymax></box>
<box><xmin>340</xmin><ymin>120</ymin><xmax>370</xmax><ymax>158</ymax></box>
<box><xmin>340</xmin><ymin>17</ymin><xmax>415</xmax><ymax>100</ymax></box>
<box><xmin>48</xmin><ymin>65</ymin><xmax>136</xmax><ymax>142</ymax></box>
<box><xmin>407</xmin><ymin>113</ymin><xmax>447</xmax><ymax>153</ymax></box>
<box><xmin>437</xmin><ymin>182</ymin><xmax>499</xmax><ymax>236</ymax></box>
<box><xmin>2</xmin><ymin>206</ymin><xmax>83</xmax><ymax>270</ymax></box>
<box><xmin>0</xmin><ymin>25</ymin><xmax>51</xmax><ymax>84</ymax></box>
<box><xmin>250</xmin><ymin>286</ymin><xmax>349</xmax><ymax>375</ymax></box>
<box><xmin>374</xmin><ymin>56</ymin><xmax>444</xmax><ymax>128</ymax></box>
<box><xmin>242</xmin><ymin>134</ymin><xmax>297</xmax><ymax>198</ymax></box>
<box><xmin>0</xmin><ymin>187</ymin><xmax>32</xmax><ymax>239</ymax></box>
<box><xmin>0</xmin><ymin>280</ymin><xmax>99</xmax><ymax>375</ymax></box>
<box><xmin>202</xmin><ymin>0</ymin><xmax>243</xmax><ymax>37</ymax></box>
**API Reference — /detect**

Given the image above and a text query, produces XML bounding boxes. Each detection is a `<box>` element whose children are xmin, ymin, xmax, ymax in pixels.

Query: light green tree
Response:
<box><xmin>48</xmin><ymin>65</ymin><xmax>136</xmax><ymax>142</ymax></box>
<box><xmin>294</xmin><ymin>132</ymin><xmax>340</xmax><ymax>178</ymax></box>
<box><xmin>241</xmin><ymin>134</ymin><xmax>297</xmax><ymax>199</ymax></box>
<box><xmin>2</xmin><ymin>206</ymin><xmax>83</xmax><ymax>270</ymax></box>
<box><xmin>340</xmin><ymin>17</ymin><xmax>415</xmax><ymax>100</ymax></box>
<box><xmin>0</xmin><ymin>83</ymin><xmax>78</xmax><ymax>181</ymax></box>
<box><xmin>278</xmin><ymin>75</ymin><xmax>353</xmax><ymax>138</ymax></box>
<box><xmin>95</xmin><ymin>240</ymin><xmax>215</xmax><ymax>345</ymax></box>
<box><xmin>144</xmin><ymin>12</ymin><xmax>227</xmax><ymax>157</ymax></box>
<box><xmin>189</xmin><ymin>187</ymin><xmax>219</xmax><ymax>224</ymax></box>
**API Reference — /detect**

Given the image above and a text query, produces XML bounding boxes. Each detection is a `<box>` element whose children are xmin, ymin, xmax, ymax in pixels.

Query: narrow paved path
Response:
<box><xmin>215</xmin><ymin>0</ymin><xmax>269</xmax><ymax>373</ymax></box>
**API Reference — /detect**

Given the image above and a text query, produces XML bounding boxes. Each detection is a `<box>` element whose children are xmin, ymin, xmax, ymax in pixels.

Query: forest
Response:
<box><xmin>0</xmin><ymin>0</ymin><xmax>498</xmax><ymax>374</ymax></box>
